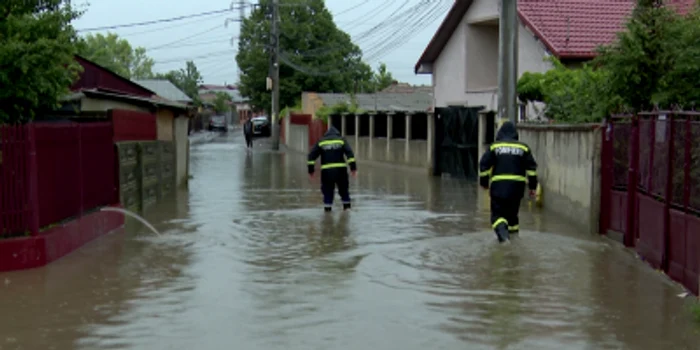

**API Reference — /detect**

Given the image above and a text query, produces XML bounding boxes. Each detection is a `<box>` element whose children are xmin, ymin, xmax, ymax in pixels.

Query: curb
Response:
<box><xmin>188</xmin><ymin>131</ymin><xmax>219</xmax><ymax>146</ymax></box>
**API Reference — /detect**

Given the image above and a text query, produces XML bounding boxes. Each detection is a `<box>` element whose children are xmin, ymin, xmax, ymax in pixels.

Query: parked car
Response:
<box><xmin>251</xmin><ymin>116</ymin><xmax>270</xmax><ymax>137</ymax></box>
<box><xmin>208</xmin><ymin>115</ymin><xmax>227</xmax><ymax>132</ymax></box>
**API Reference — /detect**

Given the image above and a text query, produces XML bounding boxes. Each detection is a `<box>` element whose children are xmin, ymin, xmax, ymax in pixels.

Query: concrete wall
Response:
<box><xmin>173</xmin><ymin>116</ymin><xmax>189</xmax><ymax>188</ymax></box>
<box><xmin>284</xmin><ymin>113</ymin><xmax>433</xmax><ymax>172</ymax></box>
<box><xmin>350</xmin><ymin>137</ymin><xmax>426</xmax><ymax>168</ymax></box>
<box><xmin>156</xmin><ymin>109</ymin><xmax>174</xmax><ymax>141</ymax></box>
<box><xmin>287</xmin><ymin>124</ymin><xmax>309</xmax><ymax>154</ymax></box>
<box><xmin>116</xmin><ymin>141</ymin><xmax>176</xmax><ymax>213</ymax></box>
<box><xmin>517</xmin><ymin>124</ymin><xmax>602</xmax><ymax>234</ymax></box>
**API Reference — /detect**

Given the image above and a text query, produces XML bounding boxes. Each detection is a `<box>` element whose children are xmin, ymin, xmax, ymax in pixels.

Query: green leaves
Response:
<box><xmin>235</xmin><ymin>0</ymin><xmax>395</xmax><ymax>113</ymax></box>
<box><xmin>76</xmin><ymin>33</ymin><xmax>155</xmax><ymax>79</ymax></box>
<box><xmin>517</xmin><ymin>1</ymin><xmax>700</xmax><ymax>123</ymax></box>
<box><xmin>213</xmin><ymin>91</ymin><xmax>232</xmax><ymax>114</ymax></box>
<box><xmin>0</xmin><ymin>0</ymin><xmax>82</xmax><ymax>124</ymax></box>
<box><xmin>155</xmin><ymin>61</ymin><xmax>204</xmax><ymax>105</ymax></box>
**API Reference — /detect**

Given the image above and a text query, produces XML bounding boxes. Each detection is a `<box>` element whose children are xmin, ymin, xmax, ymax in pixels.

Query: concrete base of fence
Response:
<box><xmin>517</xmin><ymin>123</ymin><xmax>602</xmax><ymax>234</ymax></box>
<box><xmin>0</xmin><ymin>205</ymin><xmax>124</xmax><ymax>272</ymax></box>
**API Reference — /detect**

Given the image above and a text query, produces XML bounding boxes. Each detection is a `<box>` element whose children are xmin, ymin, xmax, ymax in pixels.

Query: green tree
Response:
<box><xmin>595</xmin><ymin>0</ymin><xmax>682</xmax><ymax>111</ymax></box>
<box><xmin>517</xmin><ymin>0</ymin><xmax>700</xmax><ymax>123</ymax></box>
<box><xmin>213</xmin><ymin>91</ymin><xmax>233</xmax><ymax>114</ymax></box>
<box><xmin>0</xmin><ymin>0</ymin><xmax>83</xmax><ymax>124</ymax></box>
<box><xmin>155</xmin><ymin>61</ymin><xmax>203</xmax><ymax>105</ymax></box>
<box><xmin>77</xmin><ymin>33</ymin><xmax>155</xmax><ymax>79</ymax></box>
<box><xmin>236</xmin><ymin>0</ymin><xmax>374</xmax><ymax>113</ymax></box>
<box><xmin>370</xmin><ymin>62</ymin><xmax>396</xmax><ymax>92</ymax></box>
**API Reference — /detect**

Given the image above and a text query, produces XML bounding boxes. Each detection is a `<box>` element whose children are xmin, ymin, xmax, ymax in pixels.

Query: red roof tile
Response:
<box><xmin>518</xmin><ymin>0</ymin><xmax>634</xmax><ymax>59</ymax></box>
<box><xmin>416</xmin><ymin>0</ymin><xmax>696</xmax><ymax>71</ymax></box>
<box><xmin>519</xmin><ymin>0</ymin><xmax>695</xmax><ymax>59</ymax></box>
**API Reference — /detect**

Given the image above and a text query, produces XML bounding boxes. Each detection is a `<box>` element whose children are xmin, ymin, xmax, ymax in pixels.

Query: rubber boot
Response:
<box><xmin>343</xmin><ymin>203</ymin><xmax>351</xmax><ymax>211</ymax></box>
<box><xmin>495</xmin><ymin>223</ymin><xmax>510</xmax><ymax>243</ymax></box>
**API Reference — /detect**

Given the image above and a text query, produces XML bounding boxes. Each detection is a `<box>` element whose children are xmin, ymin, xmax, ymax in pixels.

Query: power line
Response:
<box><xmin>153</xmin><ymin>49</ymin><xmax>236</xmax><ymax>64</ymax></box>
<box><xmin>147</xmin><ymin>36</ymin><xmax>238</xmax><ymax>52</ymax></box>
<box><xmin>76</xmin><ymin>7</ymin><xmax>246</xmax><ymax>32</ymax></box>
<box><xmin>145</xmin><ymin>23</ymin><xmax>229</xmax><ymax>51</ymax></box>
<box><xmin>277</xmin><ymin>0</ymin><xmax>434</xmax><ymax>60</ymax></box>
<box><xmin>363</xmin><ymin>0</ymin><xmax>449</xmax><ymax>62</ymax></box>
<box><xmin>117</xmin><ymin>12</ymin><xmax>233</xmax><ymax>37</ymax></box>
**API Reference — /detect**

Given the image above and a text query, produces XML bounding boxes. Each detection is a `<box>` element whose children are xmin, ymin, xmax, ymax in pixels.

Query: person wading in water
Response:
<box><xmin>243</xmin><ymin>117</ymin><xmax>253</xmax><ymax>150</ymax></box>
<box><xmin>478</xmin><ymin>121</ymin><xmax>538</xmax><ymax>243</ymax></box>
<box><xmin>307</xmin><ymin>126</ymin><xmax>357</xmax><ymax>212</ymax></box>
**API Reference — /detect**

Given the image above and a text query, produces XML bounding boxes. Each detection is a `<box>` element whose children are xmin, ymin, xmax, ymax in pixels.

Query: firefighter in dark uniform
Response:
<box><xmin>308</xmin><ymin>126</ymin><xmax>357</xmax><ymax>212</ymax></box>
<box><xmin>479</xmin><ymin>121</ymin><xmax>538</xmax><ymax>243</ymax></box>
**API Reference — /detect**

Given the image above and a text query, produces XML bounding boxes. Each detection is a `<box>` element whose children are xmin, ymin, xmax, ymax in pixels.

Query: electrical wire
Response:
<box><xmin>118</xmin><ymin>12</ymin><xmax>233</xmax><ymax>37</ymax></box>
<box><xmin>148</xmin><ymin>36</ymin><xmax>238</xmax><ymax>52</ymax></box>
<box><xmin>145</xmin><ymin>23</ymin><xmax>228</xmax><ymax>51</ymax></box>
<box><xmin>332</xmin><ymin>0</ymin><xmax>372</xmax><ymax>17</ymax></box>
<box><xmin>76</xmin><ymin>7</ymin><xmax>246</xmax><ymax>32</ymax></box>
<box><xmin>153</xmin><ymin>49</ymin><xmax>236</xmax><ymax>64</ymax></box>
<box><xmin>274</xmin><ymin>0</ymin><xmax>447</xmax><ymax>78</ymax></box>
<box><xmin>363</xmin><ymin>0</ymin><xmax>449</xmax><ymax>62</ymax></box>
<box><xmin>279</xmin><ymin>0</ymin><xmax>426</xmax><ymax>58</ymax></box>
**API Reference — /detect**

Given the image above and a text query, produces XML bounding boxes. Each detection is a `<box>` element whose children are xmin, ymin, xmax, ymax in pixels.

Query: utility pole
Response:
<box><xmin>269</xmin><ymin>0</ymin><xmax>281</xmax><ymax>150</ymax></box>
<box><xmin>238</xmin><ymin>0</ymin><xmax>245</xmax><ymax>82</ymax></box>
<box><xmin>497</xmin><ymin>0</ymin><xmax>518</xmax><ymax>124</ymax></box>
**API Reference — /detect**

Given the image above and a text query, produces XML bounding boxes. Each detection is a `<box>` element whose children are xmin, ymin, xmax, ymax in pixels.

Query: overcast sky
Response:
<box><xmin>71</xmin><ymin>0</ymin><xmax>448</xmax><ymax>86</ymax></box>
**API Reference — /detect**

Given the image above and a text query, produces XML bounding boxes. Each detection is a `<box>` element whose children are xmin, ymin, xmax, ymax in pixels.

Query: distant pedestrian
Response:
<box><xmin>307</xmin><ymin>126</ymin><xmax>357</xmax><ymax>212</ymax></box>
<box><xmin>478</xmin><ymin>121</ymin><xmax>538</xmax><ymax>243</ymax></box>
<box><xmin>243</xmin><ymin>117</ymin><xmax>253</xmax><ymax>149</ymax></box>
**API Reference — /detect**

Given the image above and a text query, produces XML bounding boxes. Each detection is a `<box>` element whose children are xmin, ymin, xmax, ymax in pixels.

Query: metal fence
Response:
<box><xmin>0</xmin><ymin>125</ymin><xmax>32</xmax><ymax>236</ymax></box>
<box><xmin>0</xmin><ymin>122</ymin><xmax>118</xmax><ymax>238</ymax></box>
<box><xmin>289</xmin><ymin>114</ymin><xmax>327</xmax><ymax>149</ymax></box>
<box><xmin>600</xmin><ymin>111</ymin><xmax>700</xmax><ymax>294</ymax></box>
<box><xmin>111</xmin><ymin>109</ymin><xmax>157</xmax><ymax>142</ymax></box>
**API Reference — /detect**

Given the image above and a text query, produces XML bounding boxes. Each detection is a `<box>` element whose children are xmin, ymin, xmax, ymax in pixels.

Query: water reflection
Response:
<box><xmin>2</xmin><ymin>132</ymin><xmax>700</xmax><ymax>350</ymax></box>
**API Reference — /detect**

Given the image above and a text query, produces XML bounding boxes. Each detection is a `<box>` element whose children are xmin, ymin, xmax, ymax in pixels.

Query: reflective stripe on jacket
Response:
<box><xmin>479</xmin><ymin>121</ymin><xmax>538</xmax><ymax>199</ymax></box>
<box><xmin>307</xmin><ymin>127</ymin><xmax>357</xmax><ymax>174</ymax></box>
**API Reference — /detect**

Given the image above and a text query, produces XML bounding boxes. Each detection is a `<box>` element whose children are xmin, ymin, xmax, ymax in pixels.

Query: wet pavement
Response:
<box><xmin>2</xmin><ymin>132</ymin><xmax>700</xmax><ymax>350</ymax></box>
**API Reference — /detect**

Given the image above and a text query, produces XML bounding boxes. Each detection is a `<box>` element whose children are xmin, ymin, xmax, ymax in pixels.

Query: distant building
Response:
<box><xmin>380</xmin><ymin>82</ymin><xmax>433</xmax><ymax>94</ymax></box>
<box><xmin>198</xmin><ymin>84</ymin><xmax>260</xmax><ymax>122</ymax></box>
<box><xmin>301</xmin><ymin>91</ymin><xmax>433</xmax><ymax>118</ymax></box>
<box><xmin>134</xmin><ymin>79</ymin><xmax>193</xmax><ymax>105</ymax></box>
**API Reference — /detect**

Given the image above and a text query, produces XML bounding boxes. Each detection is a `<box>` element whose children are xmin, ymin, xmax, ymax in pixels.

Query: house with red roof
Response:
<box><xmin>414</xmin><ymin>0</ymin><xmax>694</xmax><ymax>114</ymax></box>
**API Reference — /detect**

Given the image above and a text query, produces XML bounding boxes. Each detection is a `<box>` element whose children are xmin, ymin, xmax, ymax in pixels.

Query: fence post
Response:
<box><xmin>77</xmin><ymin>123</ymin><xmax>84</xmax><ymax>217</ymax></box>
<box><xmin>625</xmin><ymin>115</ymin><xmax>640</xmax><ymax>247</ymax></box>
<box><xmin>683</xmin><ymin>117</ymin><xmax>691</xmax><ymax>210</ymax></box>
<box><xmin>662</xmin><ymin>114</ymin><xmax>675</xmax><ymax>271</ymax></box>
<box><xmin>599</xmin><ymin>119</ymin><xmax>613</xmax><ymax>234</ymax></box>
<box><xmin>26</xmin><ymin>125</ymin><xmax>40</xmax><ymax>236</ymax></box>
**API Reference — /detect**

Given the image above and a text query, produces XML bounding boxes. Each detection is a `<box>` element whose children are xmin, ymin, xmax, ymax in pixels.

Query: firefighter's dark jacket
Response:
<box><xmin>307</xmin><ymin>127</ymin><xmax>357</xmax><ymax>174</ymax></box>
<box><xmin>479</xmin><ymin>121</ymin><xmax>538</xmax><ymax>199</ymax></box>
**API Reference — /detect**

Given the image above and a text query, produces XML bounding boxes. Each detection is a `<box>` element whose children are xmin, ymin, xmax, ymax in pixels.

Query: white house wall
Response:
<box><xmin>433</xmin><ymin>12</ymin><xmax>469</xmax><ymax>108</ymax></box>
<box><xmin>466</xmin><ymin>0</ymin><xmax>499</xmax><ymax>23</ymax></box>
<box><xmin>433</xmin><ymin>9</ymin><xmax>554</xmax><ymax>112</ymax></box>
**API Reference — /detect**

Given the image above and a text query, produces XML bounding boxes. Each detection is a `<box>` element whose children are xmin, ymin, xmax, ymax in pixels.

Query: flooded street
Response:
<box><xmin>2</xmin><ymin>131</ymin><xmax>700</xmax><ymax>350</ymax></box>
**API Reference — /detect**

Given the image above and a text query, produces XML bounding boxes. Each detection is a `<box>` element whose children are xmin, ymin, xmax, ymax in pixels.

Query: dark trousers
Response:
<box><xmin>321</xmin><ymin>170</ymin><xmax>350</xmax><ymax>208</ymax></box>
<box><xmin>490</xmin><ymin>196</ymin><xmax>522</xmax><ymax>234</ymax></box>
<box><xmin>245</xmin><ymin>134</ymin><xmax>252</xmax><ymax>148</ymax></box>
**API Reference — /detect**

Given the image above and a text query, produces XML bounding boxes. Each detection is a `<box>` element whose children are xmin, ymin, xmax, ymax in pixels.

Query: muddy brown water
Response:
<box><xmin>1</xmin><ymin>132</ymin><xmax>699</xmax><ymax>350</ymax></box>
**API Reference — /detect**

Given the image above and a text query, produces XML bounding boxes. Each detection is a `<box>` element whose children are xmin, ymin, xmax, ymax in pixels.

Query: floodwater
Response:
<box><xmin>1</xmin><ymin>131</ymin><xmax>699</xmax><ymax>350</ymax></box>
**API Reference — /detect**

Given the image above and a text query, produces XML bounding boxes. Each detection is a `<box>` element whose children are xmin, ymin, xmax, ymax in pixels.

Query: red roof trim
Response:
<box><xmin>73</xmin><ymin>55</ymin><xmax>156</xmax><ymax>97</ymax></box>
